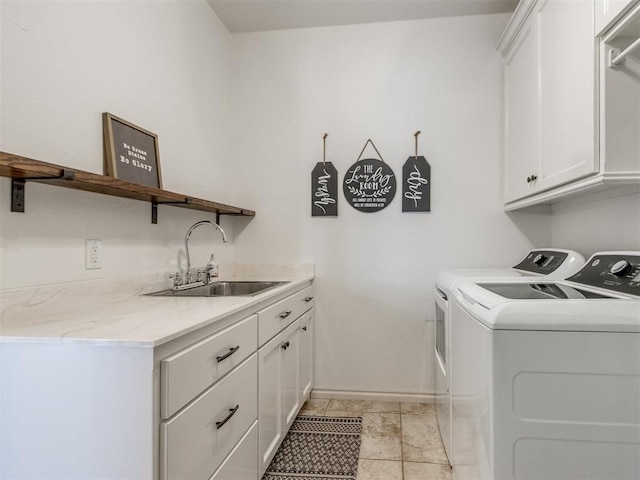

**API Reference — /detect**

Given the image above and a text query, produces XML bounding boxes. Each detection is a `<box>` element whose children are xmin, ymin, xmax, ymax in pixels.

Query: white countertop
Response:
<box><xmin>0</xmin><ymin>264</ymin><xmax>314</xmax><ymax>347</ymax></box>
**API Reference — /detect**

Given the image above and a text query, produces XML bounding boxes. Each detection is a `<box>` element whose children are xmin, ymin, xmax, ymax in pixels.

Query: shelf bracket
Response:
<box><xmin>11</xmin><ymin>169</ymin><xmax>75</xmax><ymax>213</ymax></box>
<box><xmin>151</xmin><ymin>198</ymin><xmax>192</xmax><ymax>224</ymax></box>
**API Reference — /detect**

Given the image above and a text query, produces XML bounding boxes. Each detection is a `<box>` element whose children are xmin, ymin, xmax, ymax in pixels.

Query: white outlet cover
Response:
<box><xmin>85</xmin><ymin>239</ymin><xmax>102</xmax><ymax>269</ymax></box>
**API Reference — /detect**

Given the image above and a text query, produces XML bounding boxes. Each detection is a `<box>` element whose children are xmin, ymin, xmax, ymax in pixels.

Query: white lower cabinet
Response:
<box><xmin>257</xmin><ymin>288</ymin><xmax>314</xmax><ymax>477</ymax></box>
<box><xmin>0</xmin><ymin>282</ymin><xmax>314</xmax><ymax>479</ymax></box>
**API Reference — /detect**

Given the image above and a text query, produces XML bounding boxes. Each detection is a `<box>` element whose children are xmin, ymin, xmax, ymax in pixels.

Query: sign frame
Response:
<box><xmin>102</xmin><ymin>112</ymin><xmax>163</xmax><ymax>189</ymax></box>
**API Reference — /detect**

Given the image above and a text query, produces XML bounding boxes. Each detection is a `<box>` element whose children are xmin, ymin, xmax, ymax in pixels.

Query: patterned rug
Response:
<box><xmin>263</xmin><ymin>415</ymin><xmax>363</xmax><ymax>480</ymax></box>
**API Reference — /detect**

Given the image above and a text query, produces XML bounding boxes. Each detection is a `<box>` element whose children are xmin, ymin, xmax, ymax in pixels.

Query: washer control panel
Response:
<box><xmin>566</xmin><ymin>253</ymin><xmax>640</xmax><ymax>297</ymax></box>
<box><xmin>513</xmin><ymin>250</ymin><xmax>570</xmax><ymax>274</ymax></box>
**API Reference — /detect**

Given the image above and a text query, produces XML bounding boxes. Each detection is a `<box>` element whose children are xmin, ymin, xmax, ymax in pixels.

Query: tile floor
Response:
<box><xmin>299</xmin><ymin>398</ymin><xmax>453</xmax><ymax>480</ymax></box>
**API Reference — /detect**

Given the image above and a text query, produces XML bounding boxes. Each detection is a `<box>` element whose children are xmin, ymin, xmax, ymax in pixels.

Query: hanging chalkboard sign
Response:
<box><xmin>402</xmin><ymin>156</ymin><xmax>430</xmax><ymax>212</ymax></box>
<box><xmin>102</xmin><ymin>112</ymin><xmax>162</xmax><ymax>188</ymax></box>
<box><xmin>343</xmin><ymin>140</ymin><xmax>396</xmax><ymax>213</ymax></box>
<box><xmin>311</xmin><ymin>162</ymin><xmax>338</xmax><ymax>216</ymax></box>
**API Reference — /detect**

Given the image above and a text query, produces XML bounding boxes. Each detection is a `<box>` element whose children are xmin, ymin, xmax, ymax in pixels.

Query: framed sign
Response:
<box><xmin>102</xmin><ymin>112</ymin><xmax>162</xmax><ymax>188</ymax></box>
<box><xmin>402</xmin><ymin>156</ymin><xmax>430</xmax><ymax>212</ymax></box>
<box><xmin>311</xmin><ymin>161</ymin><xmax>338</xmax><ymax>216</ymax></box>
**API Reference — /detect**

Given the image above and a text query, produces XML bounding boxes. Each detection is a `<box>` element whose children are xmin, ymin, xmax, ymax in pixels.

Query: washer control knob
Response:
<box><xmin>533</xmin><ymin>253</ymin><xmax>547</xmax><ymax>266</ymax></box>
<box><xmin>610</xmin><ymin>260</ymin><xmax>632</xmax><ymax>276</ymax></box>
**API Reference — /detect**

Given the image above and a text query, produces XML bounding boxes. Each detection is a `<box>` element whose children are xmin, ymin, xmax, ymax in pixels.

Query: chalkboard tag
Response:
<box><xmin>311</xmin><ymin>161</ymin><xmax>338</xmax><ymax>216</ymax></box>
<box><xmin>402</xmin><ymin>156</ymin><xmax>430</xmax><ymax>212</ymax></box>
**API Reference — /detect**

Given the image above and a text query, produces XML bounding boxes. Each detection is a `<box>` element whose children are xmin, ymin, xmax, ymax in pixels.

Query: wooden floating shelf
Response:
<box><xmin>0</xmin><ymin>152</ymin><xmax>255</xmax><ymax>223</ymax></box>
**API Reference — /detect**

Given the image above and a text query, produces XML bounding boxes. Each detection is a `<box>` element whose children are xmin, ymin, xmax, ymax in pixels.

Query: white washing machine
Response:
<box><xmin>434</xmin><ymin>249</ymin><xmax>585</xmax><ymax>466</ymax></box>
<box><xmin>450</xmin><ymin>251</ymin><xmax>640</xmax><ymax>480</ymax></box>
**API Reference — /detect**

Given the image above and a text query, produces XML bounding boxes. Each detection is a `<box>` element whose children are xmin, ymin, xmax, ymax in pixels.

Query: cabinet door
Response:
<box><xmin>504</xmin><ymin>14</ymin><xmax>540</xmax><ymax>203</ymax></box>
<box><xmin>281</xmin><ymin>321</ymin><xmax>300</xmax><ymax>432</ymax></box>
<box><xmin>595</xmin><ymin>0</ymin><xmax>637</xmax><ymax>36</ymax></box>
<box><xmin>258</xmin><ymin>330</ymin><xmax>283</xmax><ymax>477</ymax></box>
<box><xmin>258</xmin><ymin>319</ymin><xmax>300</xmax><ymax>477</ymax></box>
<box><xmin>538</xmin><ymin>0</ymin><xmax>598</xmax><ymax>192</ymax></box>
<box><xmin>299</xmin><ymin>311</ymin><xmax>314</xmax><ymax>402</ymax></box>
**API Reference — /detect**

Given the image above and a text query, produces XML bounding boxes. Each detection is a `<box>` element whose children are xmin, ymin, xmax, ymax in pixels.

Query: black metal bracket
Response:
<box><xmin>11</xmin><ymin>169</ymin><xmax>75</xmax><ymax>213</ymax></box>
<box><xmin>151</xmin><ymin>198</ymin><xmax>192</xmax><ymax>224</ymax></box>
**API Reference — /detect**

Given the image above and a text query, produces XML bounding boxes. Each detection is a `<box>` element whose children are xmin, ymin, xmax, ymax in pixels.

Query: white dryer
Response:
<box><xmin>451</xmin><ymin>252</ymin><xmax>640</xmax><ymax>480</ymax></box>
<box><xmin>434</xmin><ymin>249</ymin><xmax>585</xmax><ymax>465</ymax></box>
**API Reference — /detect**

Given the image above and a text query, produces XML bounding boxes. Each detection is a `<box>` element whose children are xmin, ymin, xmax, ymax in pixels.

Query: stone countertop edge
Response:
<box><xmin>0</xmin><ymin>274</ymin><xmax>314</xmax><ymax>348</ymax></box>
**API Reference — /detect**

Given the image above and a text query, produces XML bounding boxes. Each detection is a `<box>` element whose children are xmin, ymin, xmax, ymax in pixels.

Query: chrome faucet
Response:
<box><xmin>171</xmin><ymin>220</ymin><xmax>228</xmax><ymax>290</ymax></box>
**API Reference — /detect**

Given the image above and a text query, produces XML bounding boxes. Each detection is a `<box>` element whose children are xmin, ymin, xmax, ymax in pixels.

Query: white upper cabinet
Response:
<box><xmin>595</xmin><ymin>0</ymin><xmax>639</xmax><ymax>36</ymax></box>
<box><xmin>499</xmin><ymin>0</ymin><xmax>640</xmax><ymax>210</ymax></box>
<box><xmin>500</xmin><ymin>0</ymin><xmax>598</xmax><ymax>206</ymax></box>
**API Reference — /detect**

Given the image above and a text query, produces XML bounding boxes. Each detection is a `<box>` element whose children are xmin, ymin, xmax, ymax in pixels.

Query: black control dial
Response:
<box><xmin>610</xmin><ymin>260</ymin><xmax>632</xmax><ymax>277</ymax></box>
<box><xmin>533</xmin><ymin>253</ymin><xmax>547</xmax><ymax>266</ymax></box>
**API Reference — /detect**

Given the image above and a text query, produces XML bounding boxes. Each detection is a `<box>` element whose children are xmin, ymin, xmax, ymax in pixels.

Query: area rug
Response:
<box><xmin>263</xmin><ymin>415</ymin><xmax>363</xmax><ymax>480</ymax></box>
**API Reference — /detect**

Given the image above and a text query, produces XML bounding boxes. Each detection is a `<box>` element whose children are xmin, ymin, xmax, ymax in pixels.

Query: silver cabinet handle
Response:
<box><xmin>216</xmin><ymin>405</ymin><xmax>239</xmax><ymax>430</ymax></box>
<box><xmin>279</xmin><ymin>310</ymin><xmax>292</xmax><ymax>319</ymax></box>
<box><xmin>303</xmin><ymin>296</ymin><xmax>314</xmax><ymax>302</ymax></box>
<box><xmin>216</xmin><ymin>345</ymin><xmax>240</xmax><ymax>363</ymax></box>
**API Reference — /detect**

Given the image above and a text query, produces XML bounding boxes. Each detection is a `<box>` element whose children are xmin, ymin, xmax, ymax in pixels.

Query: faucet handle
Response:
<box><xmin>196</xmin><ymin>269</ymin><xmax>208</xmax><ymax>283</ymax></box>
<box><xmin>168</xmin><ymin>272</ymin><xmax>182</xmax><ymax>287</ymax></box>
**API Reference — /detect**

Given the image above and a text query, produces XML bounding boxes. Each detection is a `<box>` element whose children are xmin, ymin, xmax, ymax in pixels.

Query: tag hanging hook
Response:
<box><xmin>414</xmin><ymin>131</ymin><xmax>421</xmax><ymax>160</ymax></box>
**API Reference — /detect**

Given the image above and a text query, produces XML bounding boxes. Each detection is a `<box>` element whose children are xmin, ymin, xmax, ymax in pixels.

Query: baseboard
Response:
<box><xmin>310</xmin><ymin>388</ymin><xmax>435</xmax><ymax>404</ymax></box>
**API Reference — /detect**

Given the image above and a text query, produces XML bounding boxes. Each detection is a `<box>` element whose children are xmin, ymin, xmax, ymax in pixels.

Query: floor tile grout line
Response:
<box><xmin>400</xmin><ymin>412</ymin><xmax>405</xmax><ymax>480</ymax></box>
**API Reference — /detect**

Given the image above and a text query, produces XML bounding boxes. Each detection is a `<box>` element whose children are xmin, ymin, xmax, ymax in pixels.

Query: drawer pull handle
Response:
<box><xmin>282</xmin><ymin>341</ymin><xmax>290</xmax><ymax>350</ymax></box>
<box><xmin>216</xmin><ymin>345</ymin><xmax>240</xmax><ymax>363</ymax></box>
<box><xmin>303</xmin><ymin>296</ymin><xmax>314</xmax><ymax>302</ymax></box>
<box><xmin>279</xmin><ymin>310</ymin><xmax>292</xmax><ymax>319</ymax></box>
<box><xmin>302</xmin><ymin>326</ymin><xmax>308</xmax><ymax>331</ymax></box>
<box><xmin>216</xmin><ymin>405</ymin><xmax>239</xmax><ymax>430</ymax></box>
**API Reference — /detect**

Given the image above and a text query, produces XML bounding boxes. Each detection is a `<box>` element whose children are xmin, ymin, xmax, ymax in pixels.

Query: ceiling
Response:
<box><xmin>208</xmin><ymin>0</ymin><xmax>518</xmax><ymax>33</ymax></box>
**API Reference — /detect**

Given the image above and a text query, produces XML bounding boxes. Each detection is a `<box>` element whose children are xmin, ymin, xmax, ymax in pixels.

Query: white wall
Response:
<box><xmin>230</xmin><ymin>15</ymin><xmax>550</xmax><ymax>395</ymax></box>
<box><xmin>0</xmin><ymin>1</ymin><xmax>236</xmax><ymax>289</ymax></box>
<box><xmin>0</xmin><ymin>3</ymin><xmax>554</xmax><ymax>395</ymax></box>
<box><xmin>551</xmin><ymin>188</ymin><xmax>640</xmax><ymax>254</ymax></box>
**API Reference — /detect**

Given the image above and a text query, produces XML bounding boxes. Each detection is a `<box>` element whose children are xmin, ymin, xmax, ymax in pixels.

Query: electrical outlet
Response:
<box><xmin>85</xmin><ymin>239</ymin><xmax>102</xmax><ymax>269</ymax></box>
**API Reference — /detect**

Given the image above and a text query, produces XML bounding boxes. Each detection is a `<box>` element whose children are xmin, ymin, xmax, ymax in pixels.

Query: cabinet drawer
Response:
<box><xmin>161</xmin><ymin>315</ymin><xmax>257</xmax><ymax>419</ymax></box>
<box><xmin>258</xmin><ymin>286</ymin><xmax>313</xmax><ymax>346</ymax></box>
<box><xmin>160</xmin><ymin>354</ymin><xmax>258</xmax><ymax>480</ymax></box>
<box><xmin>210</xmin><ymin>421</ymin><xmax>258</xmax><ymax>480</ymax></box>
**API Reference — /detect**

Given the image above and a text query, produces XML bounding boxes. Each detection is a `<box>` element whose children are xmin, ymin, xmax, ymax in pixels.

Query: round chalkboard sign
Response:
<box><xmin>343</xmin><ymin>158</ymin><xmax>396</xmax><ymax>212</ymax></box>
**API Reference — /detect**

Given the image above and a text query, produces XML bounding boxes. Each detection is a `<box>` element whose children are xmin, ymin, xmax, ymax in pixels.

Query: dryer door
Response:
<box><xmin>434</xmin><ymin>287</ymin><xmax>452</xmax><ymax>466</ymax></box>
